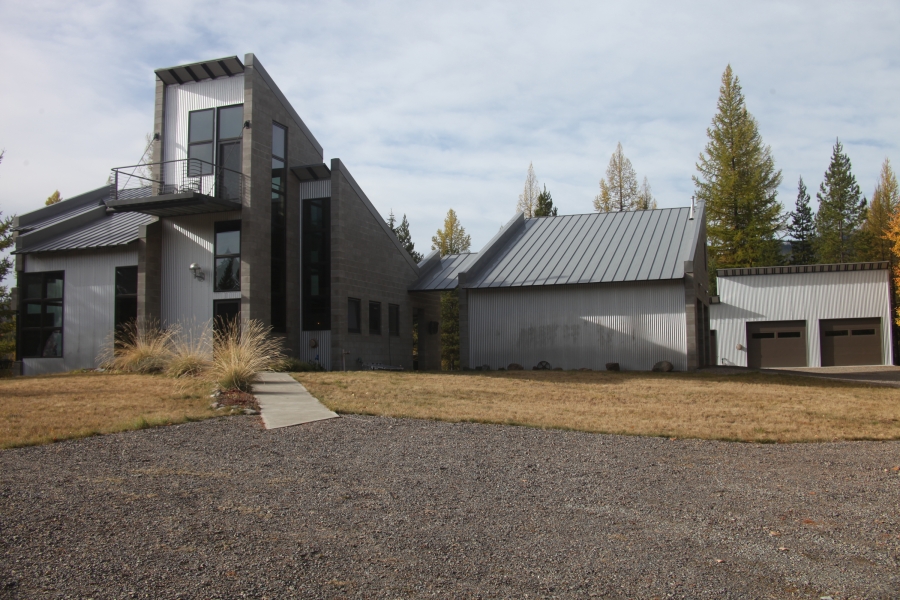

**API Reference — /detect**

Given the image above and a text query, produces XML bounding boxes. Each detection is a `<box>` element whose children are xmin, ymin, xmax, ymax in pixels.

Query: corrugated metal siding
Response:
<box><xmin>163</xmin><ymin>75</ymin><xmax>245</xmax><ymax>188</ymax></box>
<box><xmin>471</xmin><ymin>208</ymin><xmax>695</xmax><ymax>288</ymax></box>
<box><xmin>469</xmin><ymin>281</ymin><xmax>688</xmax><ymax>371</ymax></box>
<box><xmin>161</xmin><ymin>211</ymin><xmax>242</xmax><ymax>336</ymax></box>
<box><xmin>300</xmin><ymin>180</ymin><xmax>330</xmax><ymax>200</ymax></box>
<box><xmin>710</xmin><ymin>270</ymin><xmax>893</xmax><ymax>367</ymax></box>
<box><xmin>300</xmin><ymin>331</ymin><xmax>332</xmax><ymax>370</ymax></box>
<box><xmin>22</xmin><ymin>248</ymin><xmax>138</xmax><ymax>374</ymax></box>
<box><xmin>21</xmin><ymin>212</ymin><xmax>156</xmax><ymax>253</ymax></box>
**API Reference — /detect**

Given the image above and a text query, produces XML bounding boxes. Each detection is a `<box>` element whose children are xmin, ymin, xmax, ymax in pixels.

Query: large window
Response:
<box><xmin>389</xmin><ymin>304</ymin><xmax>400</xmax><ymax>337</ymax></box>
<box><xmin>217</xmin><ymin>105</ymin><xmax>243</xmax><ymax>200</ymax></box>
<box><xmin>302</xmin><ymin>198</ymin><xmax>331</xmax><ymax>330</ymax></box>
<box><xmin>271</xmin><ymin>122</ymin><xmax>287</xmax><ymax>331</ymax></box>
<box><xmin>18</xmin><ymin>271</ymin><xmax>64</xmax><ymax>358</ymax></box>
<box><xmin>213</xmin><ymin>299</ymin><xmax>240</xmax><ymax>334</ymax></box>
<box><xmin>214</xmin><ymin>220</ymin><xmax>241</xmax><ymax>292</ymax></box>
<box><xmin>369</xmin><ymin>301</ymin><xmax>382</xmax><ymax>335</ymax></box>
<box><xmin>114</xmin><ymin>267</ymin><xmax>138</xmax><ymax>332</ymax></box>
<box><xmin>348</xmin><ymin>298</ymin><xmax>361</xmax><ymax>333</ymax></box>
<box><xmin>188</xmin><ymin>109</ymin><xmax>214</xmax><ymax>176</ymax></box>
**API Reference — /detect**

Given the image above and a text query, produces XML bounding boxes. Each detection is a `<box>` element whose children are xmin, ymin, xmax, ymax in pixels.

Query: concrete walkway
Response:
<box><xmin>252</xmin><ymin>372</ymin><xmax>338</xmax><ymax>429</ymax></box>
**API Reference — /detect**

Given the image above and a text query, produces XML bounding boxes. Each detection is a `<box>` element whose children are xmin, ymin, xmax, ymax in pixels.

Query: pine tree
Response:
<box><xmin>516</xmin><ymin>163</ymin><xmax>540</xmax><ymax>218</ymax></box>
<box><xmin>693</xmin><ymin>65</ymin><xmax>784</xmax><ymax>271</ymax></box>
<box><xmin>858</xmin><ymin>159</ymin><xmax>899</xmax><ymax>262</ymax></box>
<box><xmin>636</xmin><ymin>177</ymin><xmax>657</xmax><ymax>210</ymax></box>
<box><xmin>432</xmin><ymin>209</ymin><xmax>471</xmax><ymax>370</ymax></box>
<box><xmin>594</xmin><ymin>142</ymin><xmax>639</xmax><ymax>212</ymax></box>
<box><xmin>814</xmin><ymin>139</ymin><xmax>867</xmax><ymax>263</ymax></box>
<box><xmin>534</xmin><ymin>185</ymin><xmax>558</xmax><ymax>217</ymax></box>
<box><xmin>388</xmin><ymin>210</ymin><xmax>422</xmax><ymax>262</ymax></box>
<box><xmin>787</xmin><ymin>177</ymin><xmax>817</xmax><ymax>265</ymax></box>
<box><xmin>45</xmin><ymin>190</ymin><xmax>62</xmax><ymax>206</ymax></box>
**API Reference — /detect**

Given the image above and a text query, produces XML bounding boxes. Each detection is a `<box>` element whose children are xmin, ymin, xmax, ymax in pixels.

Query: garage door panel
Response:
<box><xmin>747</xmin><ymin>321</ymin><xmax>807</xmax><ymax>368</ymax></box>
<box><xmin>820</xmin><ymin>318</ymin><xmax>882</xmax><ymax>366</ymax></box>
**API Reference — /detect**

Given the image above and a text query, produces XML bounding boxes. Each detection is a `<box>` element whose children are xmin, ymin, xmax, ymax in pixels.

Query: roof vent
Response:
<box><xmin>689</xmin><ymin>196</ymin><xmax>695</xmax><ymax>220</ymax></box>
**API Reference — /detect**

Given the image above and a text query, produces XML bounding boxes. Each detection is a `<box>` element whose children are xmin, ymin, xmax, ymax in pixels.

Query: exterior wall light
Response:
<box><xmin>189</xmin><ymin>263</ymin><xmax>205</xmax><ymax>281</ymax></box>
<box><xmin>243</xmin><ymin>120</ymin><xmax>251</xmax><ymax>129</ymax></box>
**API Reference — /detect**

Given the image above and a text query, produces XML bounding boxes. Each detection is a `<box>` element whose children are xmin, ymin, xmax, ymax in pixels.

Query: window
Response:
<box><xmin>751</xmin><ymin>332</ymin><xmax>775</xmax><ymax>339</ymax></box>
<box><xmin>214</xmin><ymin>221</ymin><xmax>241</xmax><ymax>292</ymax></box>
<box><xmin>302</xmin><ymin>198</ymin><xmax>331</xmax><ymax>330</ymax></box>
<box><xmin>824</xmin><ymin>330</ymin><xmax>849</xmax><ymax>337</ymax></box>
<box><xmin>271</xmin><ymin>122</ymin><xmax>288</xmax><ymax>331</ymax></box>
<box><xmin>114</xmin><ymin>267</ymin><xmax>138</xmax><ymax>332</ymax></box>
<box><xmin>777</xmin><ymin>331</ymin><xmax>801</xmax><ymax>338</ymax></box>
<box><xmin>188</xmin><ymin>109</ymin><xmax>214</xmax><ymax>175</ymax></box>
<box><xmin>369</xmin><ymin>301</ymin><xmax>382</xmax><ymax>335</ymax></box>
<box><xmin>18</xmin><ymin>271</ymin><xmax>64</xmax><ymax>358</ymax></box>
<box><xmin>389</xmin><ymin>304</ymin><xmax>400</xmax><ymax>336</ymax></box>
<box><xmin>348</xmin><ymin>298</ymin><xmax>361</xmax><ymax>333</ymax></box>
<box><xmin>852</xmin><ymin>329</ymin><xmax>876</xmax><ymax>336</ymax></box>
<box><xmin>216</xmin><ymin>105</ymin><xmax>243</xmax><ymax>200</ymax></box>
<box><xmin>213</xmin><ymin>299</ymin><xmax>240</xmax><ymax>334</ymax></box>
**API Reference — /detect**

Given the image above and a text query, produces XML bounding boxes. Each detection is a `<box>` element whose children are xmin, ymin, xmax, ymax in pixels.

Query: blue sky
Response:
<box><xmin>1</xmin><ymin>0</ymin><xmax>899</xmax><ymax>258</ymax></box>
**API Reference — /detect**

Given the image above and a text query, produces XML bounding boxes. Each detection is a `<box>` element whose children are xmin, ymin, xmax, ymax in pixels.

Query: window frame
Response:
<box><xmin>18</xmin><ymin>271</ymin><xmax>65</xmax><ymax>359</ymax></box>
<box><xmin>389</xmin><ymin>304</ymin><xmax>400</xmax><ymax>337</ymax></box>
<box><xmin>214</xmin><ymin>220</ymin><xmax>242</xmax><ymax>292</ymax></box>
<box><xmin>114</xmin><ymin>266</ymin><xmax>138</xmax><ymax>333</ymax></box>
<box><xmin>348</xmin><ymin>297</ymin><xmax>361</xmax><ymax>334</ymax></box>
<box><xmin>188</xmin><ymin>108</ymin><xmax>215</xmax><ymax>176</ymax></box>
<box><xmin>369</xmin><ymin>301</ymin><xmax>382</xmax><ymax>335</ymax></box>
<box><xmin>302</xmin><ymin>197</ymin><xmax>331</xmax><ymax>331</ymax></box>
<box><xmin>270</xmin><ymin>121</ymin><xmax>288</xmax><ymax>331</ymax></box>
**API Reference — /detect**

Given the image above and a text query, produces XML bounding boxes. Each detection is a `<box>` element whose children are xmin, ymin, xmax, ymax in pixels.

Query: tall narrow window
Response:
<box><xmin>213</xmin><ymin>299</ymin><xmax>241</xmax><ymax>334</ymax></box>
<box><xmin>369</xmin><ymin>301</ymin><xmax>382</xmax><ymax>335</ymax></box>
<box><xmin>188</xmin><ymin>109</ymin><xmax>214</xmax><ymax>176</ymax></box>
<box><xmin>348</xmin><ymin>298</ymin><xmax>361</xmax><ymax>333</ymax></box>
<box><xmin>302</xmin><ymin>198</ymin><xmax>331</xmax><ymax>330</ymax></box>
<box><xmin>389</xmin><ymin>304</ymin><xmax>400</xmax><ymax>336</ymax></box>
<box><xmin>216</xmin><ymin>104</ymin><xmax>243</xmax><ymax>200</ymax></box>
<box><xmin>214</xmin><ymin>221</ymin><xmax>241</xmax><ymax>292</ymax></box>
<box><xmin>18</xmin><ymin>271</ymin><xmax>64</xmax><ymax>358</ymax></box>
<box><xmin>114</xmin><ymin>267</ymin><xmax>138</xmax><ymax>332</ymax></box>
<box><xmin>271</xmin><ymin>122</ymin><xmax>287</xmax><ymax>331</ymax></box>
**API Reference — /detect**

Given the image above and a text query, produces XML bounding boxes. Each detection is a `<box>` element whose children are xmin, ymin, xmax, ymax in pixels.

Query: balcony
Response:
<box><xmin>107</xmin><ymin>159</ymin><xmax>245</xmax><ymax>217</ymax></box>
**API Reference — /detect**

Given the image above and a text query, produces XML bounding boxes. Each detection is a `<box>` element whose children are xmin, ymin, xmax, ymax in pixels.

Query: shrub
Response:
<box><xmin>167</xmin><ymin>323</ymin><xmax>212</xmax><ymax>378</ymax></box>
<box><xmin>272</xmin><ymin>356</ymin><xmax>323</xmax><ymax>372</ymax></box>
<box><xmin>210</xmin><ymin>319</ymin><xmax>284</xmax><ymax>392</ymax></box>
<box><xmin>104</xmin><ymin>320</ymin><xmax>175</xmax><ymax>374</ymax></box>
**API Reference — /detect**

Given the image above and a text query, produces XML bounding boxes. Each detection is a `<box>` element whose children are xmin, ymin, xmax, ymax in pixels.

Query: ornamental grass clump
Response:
<box><xmin>211</xmin><ymin>319</ymin><xmax>284</xmax><ymax>392</ymax></box>
<box><xmin>105</xmin><ymin>319</ymin><xmax>175</xmax><ymax>374</ymax></box>
<box><xmin>167</xmin><ymin>323</ymin><xmax>213</xmax><ymax>378</ymax></box>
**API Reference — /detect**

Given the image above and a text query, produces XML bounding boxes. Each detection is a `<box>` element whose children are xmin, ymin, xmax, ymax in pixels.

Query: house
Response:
<box><xmin>411</xmin><ymin>203</ymin><xmax>713</xmax><ymax>371</ymax></box>
<box><xmin>13</xmin><ymin>53</ymin><xmax>441</xmax><ymax>375</ymax></box>
<box><xmin>709</xmin><ymin>263</ymin><xmax>894</xmax><ymax>368</ymax></box>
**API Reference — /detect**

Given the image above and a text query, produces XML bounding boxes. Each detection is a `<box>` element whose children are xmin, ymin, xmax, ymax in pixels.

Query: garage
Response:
<box><xmin>746</xmin><ymin>320</ymin><xmax>807</xmax><ymax>368</ymax></box>
<box><xmin>820</xmin><ymin>318</ymin><xmax>882</xmax><ymax>366</ymax></box>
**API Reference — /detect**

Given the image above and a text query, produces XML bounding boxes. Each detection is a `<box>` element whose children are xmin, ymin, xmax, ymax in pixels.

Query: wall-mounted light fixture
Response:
<box><xmin>243</xmin><ymin>120</ymin><xmax>251</xmax><ymax>130</ymax></box>
<box><xmin>189</xmin><ymin>263</ymin><xmax>205</xmax><ymax>281</ymax></box>
<box><xmin>153</xmin><ymin>132</ymin><xmax>161</xmax><ymax>141</ymax></box>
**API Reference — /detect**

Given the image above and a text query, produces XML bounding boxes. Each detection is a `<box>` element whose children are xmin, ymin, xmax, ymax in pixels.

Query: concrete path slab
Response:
<box><xmin>253</xmin><ymin>372</ymin><xmax>338</xmax><ymax>429</ymax></box>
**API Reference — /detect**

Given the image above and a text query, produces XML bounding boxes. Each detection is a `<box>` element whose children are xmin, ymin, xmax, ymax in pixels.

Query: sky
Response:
<box><xmin>1</xmin><ymin>0</ymin><xmax>899</xmax><ymax>259</ymax></box>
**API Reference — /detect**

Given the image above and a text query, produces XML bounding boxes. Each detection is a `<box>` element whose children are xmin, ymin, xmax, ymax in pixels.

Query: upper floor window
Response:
<box><xmin>188</xmin><ymin>109</ymin><xmax>214</xmax><ymax>176</ymax></box>
<box><xmin>187</xmin><ymin>105</ymin><xmax>244</xmax><ymax>178</ymax></box>
<box><xmin>19</xmin><ymin>271</ymin><xmax>64</xmax><ymax>358</ymax></box>
<box><xmin>215</xmin><ymin>220</ymin><xmax>241</xmax><ymax>292</ymax></box>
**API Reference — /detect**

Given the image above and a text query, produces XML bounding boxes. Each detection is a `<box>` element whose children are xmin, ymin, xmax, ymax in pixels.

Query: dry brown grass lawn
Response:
<box><xmin>293</xmin><ymin>370</ymin><xmax>900</xmax><ymax>443</ymax></box>
<box><xmin>0</xmin><ymin>373</ymin><xmax>215</xmax><ymax>449</ymax></box>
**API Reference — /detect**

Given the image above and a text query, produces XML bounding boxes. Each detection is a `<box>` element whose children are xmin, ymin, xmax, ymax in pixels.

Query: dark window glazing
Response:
<box><xmin>302</xmin><ymin>198</ymin><xmax>331</xmax><ymax>330</ymax></box>
<box><xmin>389</xmin><ymin>304</ymin><xmax>400</xmax><ymax>336</ymax></box>
<box><xmin>18</xmin><ymin>271</ymin><xmax>64</xmax><ymax>358</ymax></box>
<box><xmin>216</xmin><ymin>105</ymin><xmax>243</xmax><ymax>200</ymax></box>
<box><xmin>214</xmin><ymin>221</ymin><xmax>241</xmax><ymax>292</ymax></box>
<box><xmin>188</xmin><ymin>109</ymin><xmax>214</xmax><ymax>175</ymax></box>
<box><xmin>348</xmin><ymin>298</ymin><xmax>361</xmax><ymax>333</ymax></box>
<box><xmin>114</xmin><ymin>266</ymin><xmax>138</xmax><ymax>332</ymax></box>
<box><xmin>369</xmin><ymin>302</ymin><xmax>381</xmax><ymax>335</ymax></box>
<box><xmin>271</xmin><ymin>122</ymin><xmax>288</xmax><ymax>331</ymax></box>
<box><xmin>213</xmin><ymin>299</ymin><xmax>241</xmax><ymax>334</ymax></box>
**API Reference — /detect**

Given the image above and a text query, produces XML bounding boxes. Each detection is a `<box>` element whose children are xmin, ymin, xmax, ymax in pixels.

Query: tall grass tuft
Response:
<box><xmin>104</xmin><ymin>319</ymin><xmax>176</xmax><ymax>374</ymax></box>
<box><xmin>167</xmin><ymin>321</ymin><xmax>213</xmax><ymax>378</ymax></box>
<box><xmin>210</xmin><ymin>319</ymin><xmax>284</xmax><ymax>392</ymax></box>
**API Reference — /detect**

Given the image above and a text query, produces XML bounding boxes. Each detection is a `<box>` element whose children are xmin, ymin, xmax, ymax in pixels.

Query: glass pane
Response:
<box><xmin>188</xmin><ymin>143</ymin><xmax>214</xmax><ymax>175</ymax></box>
<box><xmin>310</xmin><ymin>274</ymin><xmax>319</xmax><ymax>296</ymax></box>
<box><xmin>21</xmin><ymin>330</ymin><xmax>41</xmax><ymax>357</ymax></box>
<box><xmin>219</xmin><ymin>141</ymin><xmax>241</xmax><ymax>172</ymax></box>
<box><xmin>21</xmin><ymin>274</ymin><xmax>42</xmax><ymax>299</ymax></box>
<box><xmin>272</xmin><ymin>123</ymin><xmax>286</xmax><ymax>158</ymax></box>
<box><xmin>216</xmin><ymin>230</ymin><xmax>240</xmax><ymax>256</ymax></box>
<box><xmin>852</xmin><ymin>329</ymin><xmax>876</xmax><ymax>336</ymax></box>
<box><xmin>23</xmin><ymin>303</ymin><xmax>42</xmax><ymax>328</ymax></box>
<box><xmin>42</xmin><ymin>330</ymin><xmax>62</xmax><ymax>358</ymax></box>
<box><xmin>213</xmin><ymin>300</ymin><xmax>241</xmax><ymax>334</ymax></box>
<box><xmin>115</xmin><ymin>267</ymin><xmax>138</xmax><ymax>296</ymax></box>
<box><xmin>45</xmin><ymin>275</ymin><xmax>64</xmax><ymax>299</ymax></box>
<box><xmin>348</xmin><ymin>299</ymin><xmax>360</xmax><ymax>332</ymax></box>
<box><xmin>218</xmin><ymin>105</ymin><xmax>243</xmax><ymax>139</ymax></box>
<box><xmin>215</xmin><ymin>257</ymin><xmax>240</xmax><ymax>292</ymax></box>
<box><xmin>115</xmin><ymin>297</ymin><xmax>137</xmax><ymax>330</ymax></box>
<box><xmin>45</xmin><ymin>302</ymin><xmax>63</xmax><ymax>328</ymax></box>
<box><xmin>369</xmin><ymin>302</ymin><xmax>381</xmax><ymax>334</ymax></box>
<box><xmin>189</xmin><ymin>109</ymin><xmax>214</xmax><ymax>143</ymax></box>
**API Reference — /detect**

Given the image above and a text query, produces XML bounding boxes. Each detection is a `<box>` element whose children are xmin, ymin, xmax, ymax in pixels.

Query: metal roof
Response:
<box><xmin>291</xmin><ymin>163</ymin><xmax>331</xmax><ymax>182</ymax></box>
<box><xmin>155</xmin><ymin>56</ymin><xmax>244</xmax><ymax>86</ymax></box>
<box><xmin>410</xmin><ymin>253</ymin><xmax>480</xmax><ymax>291</ymax></box>
<box><xmin>470</xmin><ymin>208</ymin><xmax>697</xmax><ymax>288</ymax></box>
<box><xmin>717</xmin><ymin>262</ymin><xmax>890</xmax><ymax>277</ymax></box>
<box><xmin>14</xmin><ymin>202</ymin><xmax>103</xmax><ymax>233</ymax></box>
<box><xmin>16</xmin><ymin>211</ymin><xmax>156</xmax><ymax>253</ymax></box>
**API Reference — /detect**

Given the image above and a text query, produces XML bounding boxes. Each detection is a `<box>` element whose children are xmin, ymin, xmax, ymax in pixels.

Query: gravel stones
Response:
<box><xmin>2</xmin><ymin>416</ymin><xmax>898</xmax><ymax>598</ymax></box>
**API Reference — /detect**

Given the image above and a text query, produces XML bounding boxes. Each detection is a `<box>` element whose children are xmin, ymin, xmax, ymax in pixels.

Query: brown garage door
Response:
<box><xmin>820</xmin><ymin>318</ymin><xmax>882</xmax><ymax>367</ymax></box>
<box><xmin>747</xmin><ymin>321</ymin><xmax>807</xmax><ymax>368</ymax></box>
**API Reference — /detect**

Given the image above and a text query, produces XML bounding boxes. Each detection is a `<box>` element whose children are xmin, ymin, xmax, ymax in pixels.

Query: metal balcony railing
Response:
<box><xmin>109</xmin><ymin>159</ymin><xmax>245</xmax><ymax>204</ymax></box>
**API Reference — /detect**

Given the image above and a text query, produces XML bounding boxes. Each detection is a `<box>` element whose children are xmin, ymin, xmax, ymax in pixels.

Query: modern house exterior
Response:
<box><xmin>412</xmin><ymin>204</ymin><xmax>713</xmax><ymax>371</ymax></box>
<box><xmin>710</xmin><ymin>263</ymin><xmax>894</xmax><ymax>368</ymax></box>
<box><xmin>13</xmin><ymin>53</ymin><xmax>441</xmax><ymax>375</ymax></box>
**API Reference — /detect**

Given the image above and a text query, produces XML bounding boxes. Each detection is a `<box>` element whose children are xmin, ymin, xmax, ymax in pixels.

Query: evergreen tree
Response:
<box><xmin>787</xmin><ymin>177</ymin><xmax>817</xmax><ymax>265</ymax></box>
<box><xmin>636</xmin><ymin>177</ymin><xmax>657</xmax><ymax>210</ymax></box>
<box><xmin>693</xmin><ymin>65</ymin><xmax>784</xmax><ymax>272</ymax></box>
<box><xmin>0</xmin><ymin>151</ymin><xmax>15</xmax><ymax>359</ymax></box>
<box><xmin>45</xmin><ymin>190</ymin><xmax>62</xmax><ymax>206</ymax></box>
<box><xmin>516</xmin><ymin>162</ymin><xmax>540</xmax><ymax>218</ymax></box>
<box><xmin>594</xmin><ymin>142</ymin><xmax>639</xmax><ymax>212</ymax></box>
<box><xmin>388</xmin><ymin>210</ymin><xmax>422</xmax><ymax>262</ymax></box>
<box><xmin>432</xmin><ymin>209</ymin><xmax>471</xmax><ymax>370</ymax></box>
<box><xmin>534</xmin><ymin>185</ymin><xmax>558</xmax><ymax>217</ymax></box>
<box><xmin>431</xmin><ymin>209</ymin><xmax>471</xmax><ymax>256</ymax></box>
<box><xmin>814</xmin><ymin>139</ymin><xmax>867</xmax><ymax>263</ymax></box>
<box><xmin>858</xmin><ymin>158</ymin><xmax>899</xmax><ymax>262</ymax></box>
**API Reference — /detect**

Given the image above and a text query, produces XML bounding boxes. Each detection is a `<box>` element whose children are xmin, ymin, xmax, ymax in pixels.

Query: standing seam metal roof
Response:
<box><xmin>17</xmin><ymin>211</ymin><xmax>156</xmax><ymax>253</ymax></box>
<box><xmin>409</xmin><ymin>253</ymin><xmax>480</xmax><ymax>291</ymax></box>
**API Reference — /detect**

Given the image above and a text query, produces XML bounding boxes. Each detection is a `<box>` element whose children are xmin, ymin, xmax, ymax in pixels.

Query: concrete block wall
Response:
<box><xmin>137</xmin><ymin>221</ymin><xmax>162</xmax><ymax>323</ymax></box>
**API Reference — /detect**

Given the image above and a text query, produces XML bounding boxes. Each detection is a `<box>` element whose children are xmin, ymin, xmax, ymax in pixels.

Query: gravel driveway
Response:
<box><xmin>1</xmin><ymin>415</ymin><xmax>898</xmax><ymax>599</ymax></box>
